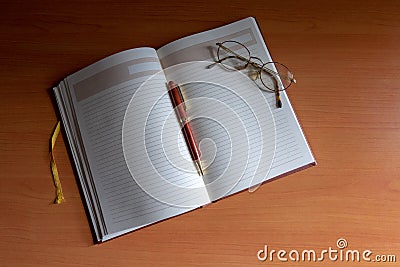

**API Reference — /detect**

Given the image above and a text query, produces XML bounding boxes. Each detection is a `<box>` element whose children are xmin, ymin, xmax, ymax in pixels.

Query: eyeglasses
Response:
<box><xmin>207</xmin><ymin>40</ymin><xmax>296</xmax><ymax>108</ymax></box>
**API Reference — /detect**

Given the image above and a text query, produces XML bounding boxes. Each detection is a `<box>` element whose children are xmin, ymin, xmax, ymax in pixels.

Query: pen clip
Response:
<box><xmin>176</xmin><ymin>84</ymin><xmax>186</xmax><ymax>111</ymax></box>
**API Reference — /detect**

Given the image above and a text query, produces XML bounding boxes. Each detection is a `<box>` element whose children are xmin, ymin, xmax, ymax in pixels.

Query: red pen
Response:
<box><xmin>167</xmin><ymin>81</ymin><xmax>204</xmax><ymax>176</ymax></box>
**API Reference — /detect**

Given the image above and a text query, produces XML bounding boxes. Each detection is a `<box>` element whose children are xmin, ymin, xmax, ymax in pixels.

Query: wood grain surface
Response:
<box><xmin>1</xmin><ymin>0</ymin><xmax>399</xmax><ymax>266</ymax></box>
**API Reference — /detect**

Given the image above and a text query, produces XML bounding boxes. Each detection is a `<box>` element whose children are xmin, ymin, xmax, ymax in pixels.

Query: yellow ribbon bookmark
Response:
<box><xmin>50</xmin><ymin>121</ymin><xmax>65</xmax><ymax>204</ymax></box>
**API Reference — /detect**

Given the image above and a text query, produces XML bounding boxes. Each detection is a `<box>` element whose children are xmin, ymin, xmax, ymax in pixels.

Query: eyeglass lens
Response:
<box><xmin>217</xmin><ymin>41</ymin><xmax>250</xmax><ymax>70</ymax></box>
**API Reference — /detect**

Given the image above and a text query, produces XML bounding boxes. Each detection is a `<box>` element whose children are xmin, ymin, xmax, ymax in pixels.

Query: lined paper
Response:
<box><xmin>65</xmin><ymin>48</ymin><xmax>209</xmax><ymax>237</ymax></box>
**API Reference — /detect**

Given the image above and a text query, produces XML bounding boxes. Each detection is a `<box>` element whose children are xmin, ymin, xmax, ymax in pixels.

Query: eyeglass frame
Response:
<box><xmin>209</xmin><ymin>40</ymin><xmax>296</xmax><ymax>108</ymax></box>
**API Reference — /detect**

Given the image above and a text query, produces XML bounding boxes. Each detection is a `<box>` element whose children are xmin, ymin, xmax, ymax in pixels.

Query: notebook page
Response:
<box><xmin>60</xmin><ymin>48</ymin><xmax>209</xmax><ymax>239</ymax></box>
<box><xmin>157</xmin><ymin>17</ymin><xmax>315</xmax><ymax>200</ymax></box>
<box><xmin>163</xmin><ymin>62</ymin><xmax>276</xmax><ymax>201</ymax></box>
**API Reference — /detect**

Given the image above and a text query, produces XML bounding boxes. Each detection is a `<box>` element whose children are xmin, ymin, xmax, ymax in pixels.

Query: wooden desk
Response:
<box><xmin>1</xmin><ymin>0</ymin><xmax>399</xmax><ymax>266</ymax></box>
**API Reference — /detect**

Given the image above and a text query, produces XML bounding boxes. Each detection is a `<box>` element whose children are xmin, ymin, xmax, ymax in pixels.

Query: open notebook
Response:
<box><xmin>53</xmin><ymin>17</ymin><xmax>315</xmax><ymax>242</ymax></box>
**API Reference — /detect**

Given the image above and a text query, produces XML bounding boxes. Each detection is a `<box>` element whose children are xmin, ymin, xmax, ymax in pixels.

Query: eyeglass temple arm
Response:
<box><xmin>217</xmin><ymin>43</ymin><xmax>249</xmax><ymax>62</ymax></box>
<box><xmin>206</xmin><ymin>55</ymin><xmax>241</xmax><ymax>69</ymax></box>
